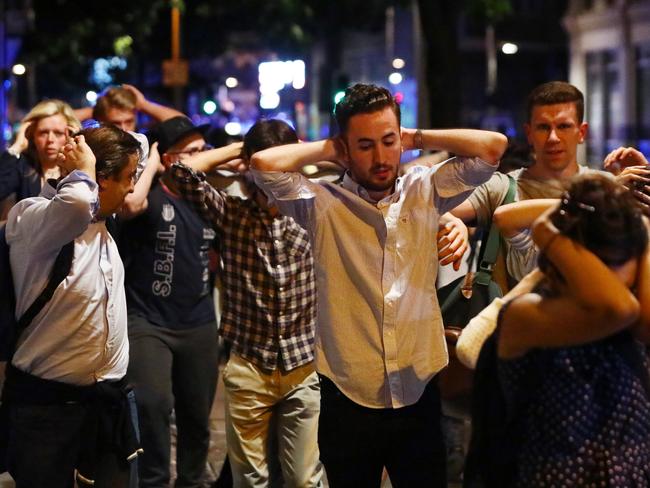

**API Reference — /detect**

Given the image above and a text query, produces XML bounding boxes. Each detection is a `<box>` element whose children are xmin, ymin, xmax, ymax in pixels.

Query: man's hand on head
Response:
<box><xmin>329</xmin><ymin>136</ymin><xmax>349</xmax><ymax>170</ymax></box>
<box><xmin>57</xmin><ymin>135</ymin><xmax>96</xmax><ymax>180</ymax></box>
<box><xmin>604</xmin><ymin>146</ymin><xmax>649</xmax><ymax>175</ymax></box>
<box><xmin>121</xmin><ymin>84</ymin><xmax>147</xmax><ymax>110</ymax></box>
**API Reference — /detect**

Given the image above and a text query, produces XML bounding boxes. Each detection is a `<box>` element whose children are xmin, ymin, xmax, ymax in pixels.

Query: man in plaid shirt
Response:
<box><xmin>170</xmin><ymin>119</ymin><xmax>323</xmax><ymax>488</ymax></box>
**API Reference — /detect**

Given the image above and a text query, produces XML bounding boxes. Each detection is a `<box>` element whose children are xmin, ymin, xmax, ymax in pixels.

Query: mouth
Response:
<box><xmin>372</xmin><ymin>167</ymin><xmax>392</xmax><ymax>179</ymax></box>
<box><xmin>545</xmin><ymin>149</ymin><xmax>564</xmax><ymax>158</ymax></box>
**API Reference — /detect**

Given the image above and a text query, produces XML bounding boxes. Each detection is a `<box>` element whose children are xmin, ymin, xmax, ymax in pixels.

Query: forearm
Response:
<box><xmin>494</xmin><ymin>199</ymin><xmax>558</xmax><ymax>237</ymax></box>
<box><xmin>632</xmin><ymin>232</ymin><xmax>650</xmax><ymax>343</ymax></box>
<box><xmin>404</xmin><ymin>128</ymin><xmax>508</xmax><ymax>165</ymax></box>
<box><xmin>251</xmin><ymin>139</ymin><xmax>339</xmax><ymax>172</ymax></box>
<box><xmin>119</xmin><ymin>157</ymin><xmax>159</xmax><ymax>219</ymax></box>
<box><xmin>139</xmin><ymin>99</ymin><xmax>184</xmax><ymax>122</ymax></box>
<box><xmin>534</xmin><ymin>220</ymin><xmax>633</xmax><ymax>310</ymax></box>
<box><xmin>73</xmin><ymin>107</ymin><xmax>93</xmax><ymax>122</ymax></box>
<box><xmin>183</xmin><ymin>144</ymin><xmax>242</xmax><ymax>174</ymax></box>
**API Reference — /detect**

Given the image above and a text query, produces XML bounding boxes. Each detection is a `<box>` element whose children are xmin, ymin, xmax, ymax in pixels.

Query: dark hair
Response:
<box><xmin>334</xmin><ymin>83</ymin><xmax>401</xmax><ymax>134</ymax></box>
<box><xmin>92</xmin><ymin>86</ymin><xmax>137</xmax><ymax>121</ymax></box>
<box><xmin>539</xmin><ymin>174</ymin><xmax>647</xmax><ymax>277</ymax></box>
<box><xmin>79</xmin><ymin>125</ymin><xmax>142</xmax><ymax>180</ymax></box>
<box><xmin>243</xmin><ymin>119</ymin><xmax>298</xmax><ymax>158</ymax></box>
<box><xmin>526</xmin><ymin>81</ymin><xmax>584</xmax><ymax>123</ymax></box>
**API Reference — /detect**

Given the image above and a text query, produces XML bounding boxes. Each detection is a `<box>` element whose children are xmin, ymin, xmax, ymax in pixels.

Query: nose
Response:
<box><xmin>548</xmin><ymin>128</ymin><xmax>560</xmax><ymax>143</ymax></box>
<box><xmin>374</xmin><ymin>145</ymin><xmax>387</xmax><ymax>164</ymax></box>
<box><xmin>47</xmin><ymin>131</ymin><xmax>56</xmax><ymax>143</ymax></box>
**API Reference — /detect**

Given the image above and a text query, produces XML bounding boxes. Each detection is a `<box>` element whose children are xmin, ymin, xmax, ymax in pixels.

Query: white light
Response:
<box><xmin>203</xmin><ymin>100</ymin><xmax>217</xmax><ymax>115</ymax></box>
<box><xmin>225</xmin><ymin>77</ymin><xmax>238</xmax><ymax>88</ymax></box>
<box><xmin>388</xmin><ymin>72</ymin><xmax>403</xmax><ymax>85</ymax></box>
<box><xmin>392</xmin><ymin>58</ymin><xmax>405</xmax><ymax>69</ymax></box>
<box><xmin>12</xmin><ymin>64</ymin><xmax>26</xmax><ymax>76</ymax></box>
<box><xmin>260</xmin><ymin>92</ymin><xmax>280</xmax><ymax>110</ymax></box>
<box><xmin>302</xmin><ymin>164</ymin><xmax>318</xmax><ymax>176</ymax></box>
<box><xmin>224</xmin><ymin>121</ymin><xmax>242</xmax><ymax>136</ymax></box>
<box><xmin>291</xmin><ymin>60</ymin><xmax>306</xmax><ymax>89</ymax></box>
<box><xmin>85</xmin><ymin>91</ymin><xmax>98</xmax><ymax>103</ymax></box>
<box><xmin>501</xmin><ymin>42</ymin><xmax>519</xmax><ymax>55</ymax></box>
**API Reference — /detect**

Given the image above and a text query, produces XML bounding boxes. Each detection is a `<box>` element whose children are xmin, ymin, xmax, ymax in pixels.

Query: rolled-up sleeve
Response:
<box><xmin>430</xmin><ymin>157</ymin><xmax>496</xmax><ymax>214</ymax></box>
<box><xmin>250</xmin><ymin>169</ymin><xmax>316</xmax><ymax>202</ymax></box>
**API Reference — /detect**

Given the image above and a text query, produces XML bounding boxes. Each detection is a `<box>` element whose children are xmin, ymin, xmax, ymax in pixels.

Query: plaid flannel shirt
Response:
<box><xmin>171</xmin><ymin>162</ymin><xmax>316</xmax><ymax>372</ymax></box>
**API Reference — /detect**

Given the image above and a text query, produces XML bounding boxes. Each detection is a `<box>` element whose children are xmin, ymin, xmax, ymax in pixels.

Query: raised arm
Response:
<box><xmin>498</xmin><ymin>208</ymin><xmax>640</xmax><ymax>358</ymax></box>
<box><xmin>401</xmin><ymin>128</ymin><xmax>508</xmax><ymax>166</ymax></box>
<box><xmin>122</xmin><ymin>84</ymin><xmax>184</xmax><ymax>122</ymax></box>
<box><xmin>7</xmin><ymin>135</ymin><xmax>98</xmax><ymax>254</ymax></box>
<box><xmin>181</xmin><ymin>142</ymin><xmax>245</xmax><ymax>174</ymax></box>
<box><xmin>119</xmin><ymin>142</ymin><xmax>164</xmax><ymax>220</ymax></box>
<box><xmin>632</xmin><ymin>222</ymin><xmax>650</xmax><ymax>343</ymax></box>
<box><xmin>250</xmin><ymin>138</ymin><xmax>346</xmax><ymax>173</ymax></box>
<box><xmin>492</xmin><ymin>199</ymin><xmax>558</xmax><ymax>238</ymax></box>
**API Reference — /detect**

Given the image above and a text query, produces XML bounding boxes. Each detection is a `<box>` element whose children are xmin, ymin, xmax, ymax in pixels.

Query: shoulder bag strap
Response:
<box><xmin>15</xmin><ymin>241</ymin><xmax>75</xmax><ymax>335</ymax></box>
<box><xmin>475</xmin><ymin>175</ymin><xmax>516</xmax><ymax>285</ymax></box>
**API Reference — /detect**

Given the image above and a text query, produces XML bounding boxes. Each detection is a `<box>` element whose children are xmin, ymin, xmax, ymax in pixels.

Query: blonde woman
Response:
<box><xmin>1</xmin><ymin>99</ymin><xmax>80</xmax><ymax>203</ymax></box>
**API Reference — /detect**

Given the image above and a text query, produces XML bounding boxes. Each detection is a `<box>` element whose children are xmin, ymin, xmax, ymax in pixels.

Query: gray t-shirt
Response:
<box><xmin>467</xmin><ymin>165</ymin><xmax>605</xmax><ymax>281</ymax></box>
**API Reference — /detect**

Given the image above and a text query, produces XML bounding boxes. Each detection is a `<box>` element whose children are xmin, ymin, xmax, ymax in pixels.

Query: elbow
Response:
<box><xmin>483</xmin><ymin>133</ymin><xmax>509</xmax><ymax>165</ymax></box>
<box><xmin>493</xmin><ymin>207</ymin><xmax>507</xmax><ymax>231</ymax></box>
<box><xmin>119</xmin><ymin>197</ymin><xmax>148</xmax><ymax>220</ymax></box>
<box><xmin>601</xmin><ymin>294</ymin><xmax>641</xmax><ymax>332</ymax></box>
<box><xmin>249</xmin><ymin>153</ymin><xmax>271</xmax><ymax>172</ymax></box>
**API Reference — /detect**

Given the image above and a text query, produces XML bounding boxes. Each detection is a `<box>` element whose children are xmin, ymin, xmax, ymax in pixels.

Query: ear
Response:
<box><xmin>578</xmin><ymin>122</ymin><xmax>588</xmax><ymax>144</ymax></box>
<box><xmin>96</xmin><ymin>177</ymin><xmax>106</xmax><ymax>192</ymax></box>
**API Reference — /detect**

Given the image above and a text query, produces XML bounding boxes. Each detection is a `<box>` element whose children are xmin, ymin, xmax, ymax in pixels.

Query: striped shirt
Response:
<box><xmin>252</xmin><ymin>157</ymin><xmax>496</xmax><ymax>408</ymax></box>
<box><xmin>171</xmin><ymin>162</ymin><xmax>316</xmax><ymax>372</ymax></box>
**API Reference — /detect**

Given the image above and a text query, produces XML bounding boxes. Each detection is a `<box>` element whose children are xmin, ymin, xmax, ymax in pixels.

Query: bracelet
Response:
<box><xmin>540</xmin><ymin>232</ymin><xmax>560</xmax><ymax>254</ymax></box>
<box><xmin>414</xmin><ymin>129</ymin><xmax>423</xmax><ymax>150</ymax></box>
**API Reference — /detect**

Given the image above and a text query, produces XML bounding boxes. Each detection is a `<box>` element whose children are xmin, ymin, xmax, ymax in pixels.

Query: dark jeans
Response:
<box><xmin>127</xmin><ymin>315</ymin><xmax>219</xmax><ymax>488</ymax></box>
<box><xmin>7</xmin><ymin>401</ymin><xmax>131</xmax><ymax>488</ymax></box>
<box><xmin>318</xmin><ymin>376</ymin><xmax>446</xmax><ymax>488</ymax></box>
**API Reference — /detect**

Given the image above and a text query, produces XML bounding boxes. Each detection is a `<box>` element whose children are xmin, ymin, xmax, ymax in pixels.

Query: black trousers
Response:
<box><xmin>318</xmin><ymin>376</ymin><xmax>446</xmax><ymax>488</ymax></box>
<box><xmin>127</xmin><ymin>315</ymin><xmax>220</xmax><ymax>488</ymax></box>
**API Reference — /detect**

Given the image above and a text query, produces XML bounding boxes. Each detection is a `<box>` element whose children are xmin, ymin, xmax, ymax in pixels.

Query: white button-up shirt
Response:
<box><xmin>6</xmin><ymin>171</ymin><xmax>129</xmax><ymax>386</ymax></box>
<box><xmin>252</xmin><ymin>157</ymin><xmax>496</xmax><ymax>408</ymax></box>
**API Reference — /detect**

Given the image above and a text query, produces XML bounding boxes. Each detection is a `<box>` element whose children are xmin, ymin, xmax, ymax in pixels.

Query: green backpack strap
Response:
<box><xmin>475</xmin><ymin>175</ymin><xmax>516</xmax><ymax>286</ymax></box>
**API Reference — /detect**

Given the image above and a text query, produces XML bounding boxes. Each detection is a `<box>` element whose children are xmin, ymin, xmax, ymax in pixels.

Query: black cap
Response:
<box><xmin>149</xmin><ymin>116</ymin><xmax>210</xmax><ymax>154</ymax></box>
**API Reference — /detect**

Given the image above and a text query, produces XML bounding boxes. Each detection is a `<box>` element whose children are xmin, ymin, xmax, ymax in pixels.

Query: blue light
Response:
<box><xmin>3</xmin><ymin>79</ymin><xmax>11</xmax><ymax>90</ymax></box>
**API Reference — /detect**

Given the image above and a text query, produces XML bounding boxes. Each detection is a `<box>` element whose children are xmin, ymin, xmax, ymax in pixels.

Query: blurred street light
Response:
<box><xmin>224</xmin><ymin>121</ymin><xmax>242</xmax><ymax>136</ymax></box>
<box><xmin>501</xmin><ymin>42</ymin><xmax>519</xmax><ymax>55</ymax></box>
<box><xmin>392</xmin><ymin>58</ymin><xmax>405</xmax><ymax>69</ymax></box>
<box><xmin>12</xmin><ymin>63</ymin><xmax>25</xmax><ymax>75</ymax></box>
<box><xmin>86</xmin><ymin>90</ymin><xmax>98</xmax><ymax>103</ymax></box>
<box><xmin>203</xmin><ymin>100</ymin><xmax>217</xmax><ymax>114</ymax></box>
<box><xmin>388</xmin><ymin>72</ymin><xmax>403</xmax><ymax>85</ymax></box>
<box><xmin>225</xmin><ymin>77</ymin><xmax>238</xmax><ymax>88</ymax></box>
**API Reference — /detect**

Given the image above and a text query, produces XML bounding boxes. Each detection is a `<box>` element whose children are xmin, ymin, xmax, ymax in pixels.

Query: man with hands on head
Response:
<box><xmin>170</xmin><ymin>119</ymin><xmax>324</xmax><ymax>488</ymax></box>
<box><xmin>3</xmin><ymin>126</ymin><xmax>142</xmax><ymax>488</ymax></box>
<box><xmin>117</xmin><ymin>116</ymin><xmax>221</xmax><ymax>488</ymax></box>
<box><xmin>250</xmin><ymin>83</ymin><xmax>507</xmax><ymax>487</ymax></box>
<box><xmin>74</xmin><ymin>84</ymin><xmax>184</xmax><ymax>133</ymax></box>
<box><xmin>603</xmin><ymin>146</ymin><xmax>650</xmax><ymax>214</ymax></box>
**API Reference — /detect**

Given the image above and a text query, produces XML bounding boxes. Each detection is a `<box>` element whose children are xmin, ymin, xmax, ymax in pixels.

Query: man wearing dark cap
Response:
<box><xmin>118</xmin><ymin>116</ymin><xmax>221</xmax><ymax>487</ymax></box>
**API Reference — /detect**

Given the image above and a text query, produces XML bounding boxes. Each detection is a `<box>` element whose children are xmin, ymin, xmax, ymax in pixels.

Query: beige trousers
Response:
<box><xmin>223</xmin><ymin>353</ymin><xmax>323</xmax><ymax>488</ymax></box>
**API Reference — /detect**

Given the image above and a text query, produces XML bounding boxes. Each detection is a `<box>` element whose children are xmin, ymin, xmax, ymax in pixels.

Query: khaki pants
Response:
<box><xmin>223</xmin><ymin>353</ymin><xmax>323</xmax><ymax>488</ymax></box>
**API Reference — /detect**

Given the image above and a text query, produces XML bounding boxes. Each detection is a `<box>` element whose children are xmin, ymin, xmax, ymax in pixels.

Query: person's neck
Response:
<box><xmin>525</xmin><ymin>160</ymin><xmax>580</xmax><ymax>181</ymax></box>
<box><xmin>253</xmin><ymin>188</ymin><xmax>278</xmax><ymax>216</ymax></box>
